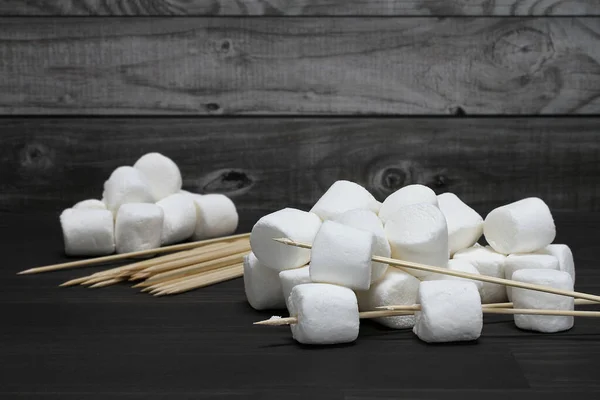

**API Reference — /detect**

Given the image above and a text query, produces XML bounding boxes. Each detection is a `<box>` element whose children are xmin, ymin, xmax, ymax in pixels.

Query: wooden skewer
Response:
<box><xmin>482</xmin><ymin>299</ymin><xmax>597</xmax><ymax>309</ymax></box>
<box><xmin>274</xmin><ymin>238</ymin><xmax>600</xmax><ymax>303</ymax></box>
<box><xmin>154</xmin><ymin>264</ymin><xmax>244</xmax><ymax>296</ymax></box>
<box><xmin>18</xmin><ymin>232</ymin><xmax>250</xmax><ymax>275</ymax></box>
<box><xmin>152</xmin><ymin>263</ymin><xmax>243</xmax><ymax>294</ymax></box>
<box><xmin>139</xmin><ymin>251</ymin><xmax>248</xmax><ymax>287</ymax></box>
<box><xmin>88</xmin><ymin>278</ymin><xmax>124</xmax><ymax>288</ymax></box>
<box><xmin>130</xmin><ymin>243</ymin><xmax>249</xmax><ymax>282</ymax></box>
<box><xmin>255</xmin><ymin>307</ymin><xmax>600</xmax><ymax>326</ymax></box>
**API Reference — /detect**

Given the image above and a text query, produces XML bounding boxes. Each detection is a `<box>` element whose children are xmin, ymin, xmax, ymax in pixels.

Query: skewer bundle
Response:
<box><xmin>19</xmin><ymin>233</ymin><xmax>250</xmax><ymax>297</ymax></box>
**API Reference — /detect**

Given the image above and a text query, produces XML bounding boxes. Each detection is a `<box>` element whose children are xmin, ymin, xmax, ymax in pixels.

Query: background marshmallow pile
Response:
<box><xmin>245</xmin><ymin>180</ymin><xmax>576</xmax><ymax>345</ymax></box>
<box><xmin>60</xmin><ymin>153</ymin><xmax>239</xmax><ymax>257</ymax></box>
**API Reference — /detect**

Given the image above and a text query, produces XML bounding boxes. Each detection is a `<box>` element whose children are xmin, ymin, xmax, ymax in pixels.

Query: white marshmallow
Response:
<box><xmin>356</xmin><ymin>269</ymin><xmax>420</xmax><ymax>329</ymax></box>
<box><xmin>453</xmin><ymin>245</ymin><xmax>507</xmax><ymax>303</ymax></box>
<box><xmin>279</xmin><ymin>266</ymin><xmax>311</xmax><ymax>309</ymax></box>
<box><xmin>187</xmin><ymin>193</ymin><xmax>239</xmax><ymax>240</ymax></box>
<box><xmin>384</xmin><ymin>203</ymin><xmax>448</xmax><ymax>279</ymax></box>
<box><xmin>250</xmin><ymin>208</ymin><xmax>322</xmax><ymax>271</ymax></box>
<box><xmin>133</xmin><ymin>152</ymin><xmax>182</xmax><ymax>201</ymax></box>
<box><xmin>310</xmin><ymin>221</ymin><xmax>375</xmax><ymax>291</ymax></box>
<box><xmin>427</xmin><ymin>259</ymin><xmax>483</xmax><ymax>293</ymax></box>
<box><xmin>437</xmin><ymin>193</ymin><xmax>483</xmax><ymax>255</ymax></box>
<box><xmin>512</xmin><ymin>269</ymin><xmax>574</xmax><ymax>333</ymax></box>
<box><xmin>310</xmin><ymin>180</ymin><xmax>380</xmax><ymax>221</ymax></box>
<box><xmin>504</xmin><ymin>254</ymin><xmax>559</xmax><ymax>301</ymax></box>
<box><xmin>331</xmin><ymin>209</ymin><xmax>391</xmax><ymax>283</ymax></box>
<box><xmin>484</xmin><ymin>197</ymin><xmax>556</xmax><ymax>254</ymax></box>
<box><xmin>378</xmin><ymin>184</ymin><xmax>438</xmax><ymax>224</ymax></box>
<box><xmin>533</xmin><ymin>244</ymin><xmax>575</xmax><ymax>283</ymax></box>
<box><xmin>243</xmin><ymin>252</ymin><xmax>285</xmax><ymax>310</ymax></box>
<box><xmin>114</xmin><ymin>203</ymin><xmax>164</xmax><ymax>254</ymax></box>
<box><xmin>156</xmin><ymin>193</ymin><xmax>197</xmax><ymax>245</ymax></box>
<box><xmin>102</xmin><ymin>166</ymin><xmax>154</xmax><ymax>214</ymax></box>
<box><xmin>413</xmin><ymin>280</ymin><xmax>483</xmax><ymax>343</ymax></box>
<box><xmin>288</xmin><ymin>283</ymin><xmax>359</xmax><ymax>345</ymax></box>
<box><xmin>73</xmin><ymin>199</ymin><xmax>107</xmax><ymax>211</ymax></box>
<box><xmin>60</xmin><ymin>208</ymin><xmax>115</xmax><ymax>256</ymax></box>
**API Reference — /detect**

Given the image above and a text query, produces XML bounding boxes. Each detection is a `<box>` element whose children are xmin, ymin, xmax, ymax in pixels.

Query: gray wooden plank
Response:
<box><xmin>0</xmin><ymin>0</ymin><xmax>599</xmax><ymax>16</ymax></box>
<box><xmin>1</xmin><ymin>18</ymin><xmax>600</xmax><ymax>114</ymax></box>
<box><xmin>1</xmin><ymin>117</ymin><xmax>599</xmax><ymax>214</ymax></box>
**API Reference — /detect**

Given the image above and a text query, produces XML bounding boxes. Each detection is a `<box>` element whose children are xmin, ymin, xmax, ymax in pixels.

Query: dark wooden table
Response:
<box><xmin>2</xmin><ymin>211</ymin><xmax>600</xmax><ymax>399</ymax></box>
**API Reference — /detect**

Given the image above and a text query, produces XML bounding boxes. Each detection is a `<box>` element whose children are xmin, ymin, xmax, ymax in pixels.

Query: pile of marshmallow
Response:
<box><xmin>60</xmin><ymin>153</ymin><xmax>238</xmax><ymax>256</ymax></box>
<box><xmin>244</xmin><ymin>180</ymin><xmax>575</xmax><ymax>345</ymax></box>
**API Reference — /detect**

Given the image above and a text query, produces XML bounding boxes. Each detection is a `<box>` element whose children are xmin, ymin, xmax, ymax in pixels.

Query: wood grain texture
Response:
<box><xmin>1</xmin><ymin>18</ymin><xmax>600</xmax><ymax>115</ymax></box>
<box><xmin>1</xmin><ymin>117</ymin><xmax>599</xmax><ymax>215</ymax></box>
<box><xmin>1</xmin><ymin>211</ymin><xmax>600</xmax><ymax>399</ymax></box>
<box><xmin>1</xmin><ymin>0</ymin><xmax>599</xmax><ymax>16</ymax></box>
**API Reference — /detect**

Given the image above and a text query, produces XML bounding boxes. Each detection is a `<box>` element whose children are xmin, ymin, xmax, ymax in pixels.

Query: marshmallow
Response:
<box><xmin>413</xmin><ymin>281</ymin><xmax>483</xmax><ymax>343</ymax></box>
<box><xmin>384</xmin><ymin>203</ymin><xmax>448</xmax><ymax>279</ymax></box>
<box><xmin>114</xmin><ymin>203</ymin><xmax>164</xmax><ymax>254</ymax></box>
<box><xmin>250</xmin><ymin>208</ymin><xmax>322</xmax><ymax>271</ymax></box>
<box><xmin>310</xmin><ymin>180</ymin><xmax>380</xmax><ymax>221</ymax></box>
<box><xmin>279</xmin><ymin>266</ymin><xmax>311</xmax><ymax>309</ymax></box>
<box><xmin>427</xmin><ymin>259</ymin><xmax>483</xmax><ymax>293</ymax></box>
<box><xmin>243</xmin><ymin>252</ymin><xmax>285</xmax><ymax>310</ymax></box>
<box><xmin>512</xmin><ymin>269</ymin><xmax>574</xmax><ymax>333</ymax></box>
<box><xmin>102</xmin><ymin>166</ymin><xmax>154</xmax><ymax>214</ymax></box>
<box><xmin>356</xmin><ymin>269</ymin><xmax>420</xmax><ymax>329</ymax></box>
<box><xmin>504</xmin><ymin>254</ymin><xmax>559</xmax><ymax>301</ymax></box>
<box><xmin>484</xmin><ymin>197</ymin><xmax>556</xmax><ymax>254</ymax></box>
<box><xmin>73</xmin><ymin>199</ymin><xmax>107</xmax><ymax>210</ymax></box>
<box><xmin>310</xmin><ymin>221</ymin><xmax>375</xmax><ymax>291</ymax></box>
<box><xmin>534</xmin><ymin>244</ymin><xmax>575</xmax><ymax>283</ymax></box>
<box><xmin>133</xmin><ymin>152</ymin><xmax>182</xmax><ymax>201</ymax></box>
<box><xmin>332</xmin><ymin>209</ymin><xmax>391</xmax><ymax>283</ymax></box>
<box><xmin>60</xmin><ymin>208</ymin><xmax>115</xmax><ymax>256</ymax></box>
<box><xmin>288</xmin><ymin>283</ymin><xmax>360</xmax><ymax>345</ymax></box>
<box><xmin>156</xmin><ymin>193</ymin><xmax>197</xmax><ymax>245</ymax></box>
<box><xmin>378</xmin><ymin>184</ymin><xmax>438</xmax><ymax>224</ymax></box>
<box><xmin>453</xmin><ymin>245</ymin><xmax>507</xmax><ymax>303</ymax></box>
<box><xmin>437</xmin><ymin>193</ymin><xmax>483</xmax><ymax>255</ymax></box>
<box><xmin>185</xmin><ymin>193</ymin><xmax>239</xmax><ymax>240</ymax></box>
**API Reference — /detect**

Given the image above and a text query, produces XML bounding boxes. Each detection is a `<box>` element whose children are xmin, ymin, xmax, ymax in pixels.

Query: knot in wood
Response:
<box><xmin>198</xmin><ymin>169</ymin><xmax>253</xmax><ymax>195</ymax></box>
<box><xmin>490</xmin><ymin>26</ymin><xmax>554</xmax><ymax>74</ymax></box>
<box><xmin>20</xmin><ymin>142</ymin><xmax>54</xmax><ymax>171</ymax></box>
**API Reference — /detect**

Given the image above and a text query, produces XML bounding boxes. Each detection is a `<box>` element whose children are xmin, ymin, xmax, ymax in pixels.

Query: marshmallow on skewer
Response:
<box><xmin>73</xmin><ymin>199</ymin><xmax>107</xmax><ymax>211</ymax></box>
<box><xmin>504</xmin><ymin>254</ymin><xmax>559</xmax><ymax>301</ymax></box>
<box><xmin>102</xmin><ymin>166</ymin><xmax>154</xmax><ymax>214</ymax></box>
<box><xmin>453</xmin><ymin>245</ymin><xmax>507</xmax><ymax>303</ymax></box>
<box><xmin>356</xmin><ymin>269</ymin><xmax>420</xmax><ymax>329</ymax></box>
<box><xmin>156</xmin><ymin>193</ymin><xmax>197</xmax><ymax>245</ymax></box>
<box><xmin>512</xmin><ymin>269</ymin><xmax>574</xmax><ymax>333</ymax></box>
<box><xmin>484</xmin><ymin>197</ymin><xmax>556</xmax><ymax>254</ymax></box>
<box><xmin>60</xmin><ymin>208</ymin><xmax>115</xmax><ymax>256</ymax></box>
<box><xmin>332</xmin><ymin>209</ymin><xmax>391</xmax><ymax>283</ymax></box>
<box><xmin>279</xmin><ymin>266</ymin><xmax>311</xmax><ymax>309</ymax></box>
<box><xmin>533</xmin><ymin>244</ymin><xmax>575</xmax><ymax>283</ymax></box>
<box><xmin>250</xmin><ymin>208</ymin><xmax>322</xmax><ymax>271</ymax></box>
<box><xmin>187</xmin><ymin>193</ymin><xmax>239</xmax><ymax>240</ymax></box>
<box><xmin>384</xmin><ymin>203</ymin><xmax>448</xmax><ymax>279</ymax></box>
<box><xmin>437</xmin><ymin>193</ymin><xmax>483</xmax><ymax>255</ymax></box>
<box><xmin>379</xmin><ymin>184</ymin><xmax>438</xmax><ymax>224</ymax></box>
<box><xmin>243</xmin><ymin>252</ymin><xmax>286</xmax><ymax>310</ymax></box>
<box><xmin>115</xmin><ymin>203</ymin><xmax>164</xmax><ymax>254</ymax></box>
<box><xmin>133</xmin><ymin>153</ymin><xmax>182</xmax><ymax>201</ymax></box>
<box><xmin>310</xmin><ymin>180</ymin><xmax>380</xmax><ymax>221</ymax></box>
<box><xmin>310</xmin><ymin>221</ymin><xmax>375</xmax><ymax>291</ymax></box>
<box><xmin>413</xmin><ymin>280</ymin><xmax>483</xmax><ymax>343</ymax></box>
<box><xmin>288</xmin><ymin>283</ymin><xmax>360</xmax><ymax>345</ymax></box>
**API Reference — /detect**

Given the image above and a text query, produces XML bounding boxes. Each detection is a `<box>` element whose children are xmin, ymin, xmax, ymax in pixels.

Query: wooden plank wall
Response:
<box><xmin>0</xmin><ymin>1</ymin><xmax>599</xmax><ymax>215</ymax></box>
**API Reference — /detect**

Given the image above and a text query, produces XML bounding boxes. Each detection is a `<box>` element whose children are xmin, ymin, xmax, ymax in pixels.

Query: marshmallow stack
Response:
<box><xmin>246</xmin><ymin>180</ymin><xmax>578</xmax><ymax>346</ymax></box>
<box><xmin>61</xmin><ymin>152</ymin><xmax>238</xmax><ymax>257</ymax></box>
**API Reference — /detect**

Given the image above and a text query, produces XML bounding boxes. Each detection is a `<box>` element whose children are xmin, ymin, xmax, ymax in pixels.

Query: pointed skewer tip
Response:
<box><xmin>272</xmin><ymin>237</ymin><xmax>291</xmax><ymax>245</ymax></box>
